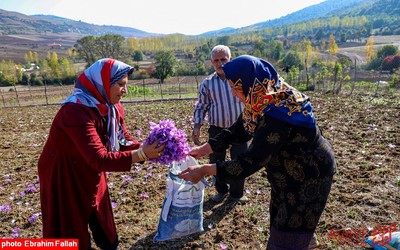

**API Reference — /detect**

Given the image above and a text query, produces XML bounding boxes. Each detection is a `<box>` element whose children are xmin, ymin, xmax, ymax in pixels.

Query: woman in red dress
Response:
<box><xmin>38</xmin><ymin>58</ymin><xmax>164</xmax><ymax>250</ymax></box>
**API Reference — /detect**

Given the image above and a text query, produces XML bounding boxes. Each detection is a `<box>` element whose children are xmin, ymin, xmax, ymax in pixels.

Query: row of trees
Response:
<box><xmin>0</xmin><ymin>51</ymin><xmax>76</xmax><ymax>87</ymax></box>
<box><xmin>74</xmin><ymin>33</ymin><xmax>399</xmax><ymax>77</ymax></box>
<box><xmin>0</xmin><ymin>33</ymin><xmax>222</xmax><ymax>86</ymax></box>
<box><xmin>1</xmin><ymin>31</ymin><xmax>399</xmax><ymax>91</ymax></box>
<box><xmin>2</xmin><ymin>0</ymin><xmax>400</xmax><ymax>87</ymax></box>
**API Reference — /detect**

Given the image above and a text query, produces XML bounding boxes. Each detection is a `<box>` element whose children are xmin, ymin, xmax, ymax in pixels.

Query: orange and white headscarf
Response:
<box><xmin>222</xmin><ymin>55</ymin><xmax>315</xmax><ymax>135</ymax></box>
<box><xmin>63</xmin><ymin>58</ymin><xmax>133</xmax><ymax>151</ymax></box>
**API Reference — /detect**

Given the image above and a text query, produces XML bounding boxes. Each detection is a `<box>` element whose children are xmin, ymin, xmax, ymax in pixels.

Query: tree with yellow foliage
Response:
<box><xmin>328</xmin><ymin>34</ymin><xmax>338</xmax><ymax>56</ymax></box>
<box><xmin>365</xmin><ymin>36</ymin><xmax>375</xmax><ymax>62</ymax></box>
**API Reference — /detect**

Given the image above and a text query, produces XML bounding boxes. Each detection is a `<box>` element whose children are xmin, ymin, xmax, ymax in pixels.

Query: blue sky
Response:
<box><xmin>0</xmin><ymin>0</ymin><xmax>325</xmax><ymax>35</ymax></box>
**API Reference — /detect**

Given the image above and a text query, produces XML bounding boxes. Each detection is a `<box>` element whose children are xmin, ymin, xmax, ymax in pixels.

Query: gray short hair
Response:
<box><xmin>211</xmin><ymin>45</ymin><xmax>231</xmax><ymax>59</ymax></box>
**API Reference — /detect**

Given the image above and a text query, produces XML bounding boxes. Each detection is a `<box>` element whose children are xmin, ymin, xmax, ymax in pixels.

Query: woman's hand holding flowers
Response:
<box><xmin>142</xmin><ymin>140</ymin><xmax>165</xmax><ymax>159</ymax></box>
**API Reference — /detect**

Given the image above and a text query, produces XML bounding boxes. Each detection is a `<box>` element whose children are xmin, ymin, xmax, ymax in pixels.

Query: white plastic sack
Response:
<box><xmin>153</xmin><ymin>156</ymin><xmax>214</xmax><ymax>242</ymax></box>
<box><xmin>365</xmin><ymin>231</ymin><xmax>400</xmax><ymax>250</ymax></box>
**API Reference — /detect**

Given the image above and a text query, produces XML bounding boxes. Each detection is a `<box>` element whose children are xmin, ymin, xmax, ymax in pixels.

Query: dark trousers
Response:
<box><xmin>208</xmin><ymin>125</ymin><xmax>248</xmax><ymax>198</ymax></box>
<box><xmin>89</xmin><ymin>211</ymin><xmax>118</xmax><ymax>250</ymax></box>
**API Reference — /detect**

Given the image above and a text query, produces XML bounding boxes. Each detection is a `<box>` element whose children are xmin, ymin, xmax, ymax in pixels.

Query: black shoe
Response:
<box><xmin>210</xmin><ymin>193</ymin><xmax>228</xmax><ymax>203</ymax></box>
<box><xmin>227</xmin><ymin>195</ymin><xmax>248</xmax><ymax>204</ymax></box>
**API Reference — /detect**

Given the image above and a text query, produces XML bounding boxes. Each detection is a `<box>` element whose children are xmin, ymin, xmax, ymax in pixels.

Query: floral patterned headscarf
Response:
<box><xmin>62</xmin><ymin>58</ymin><xmax>133</xmax><ymax>151</ymax></box>
<box><xmin>222</xmin><ymin>55</ymin><xmax>315</xmax><ymax>135</ymax></box>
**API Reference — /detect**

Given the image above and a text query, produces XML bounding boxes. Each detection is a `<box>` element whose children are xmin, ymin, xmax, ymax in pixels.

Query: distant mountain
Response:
<box><xmin>0</xmin><ymin>9</ymin><xmax>158</xmax><ymax>38</ymax></box>
<box><xmin>32</xmin><ymin>15</ymin><xmax>161</xmax><ymax>38</ymax></box>
<box><xmin>246</xmin><ymin>0</ymin><xmax>377</xmax><ymax>30</ymax></box>
<box><xmin>199</xmin><ymin>0</ymin><xmax>378</xmax><ymax>36</ymax></box>
<box><xmin>337</xmin><ymin>0</ymin><xmax>400</xmax><ymax>16</ymax></box>
<box><xmin>198</xmin><ymin>27</ymin><xmax>237</xmax><ymax>37</ymax></box>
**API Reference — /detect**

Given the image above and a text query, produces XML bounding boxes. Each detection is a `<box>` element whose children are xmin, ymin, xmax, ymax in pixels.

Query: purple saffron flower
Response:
<box><xmin>28</xmin><ymin>213</ymin><xmax>40</xmax><ymax>224</ymax></box>
<box><xmin>0</xmin><ymin>204</ymin><xmax>11</xmax><ymax>212</ymax></box>
<box><xmin>145</xmin><ymin>120</ymin><xmax>191</xmax><ymax>164</ymax></box>
<box><xmin>134</xmin><ymin>166</ymin><xmax>142</xmax><ymax>174</ymax></box>
<box><xmin>112</xmin><ymin>202</ymin><xmax>117</xmax><ymax>209</ymax></box>
<box><xmin>136</xmin><ymin>129</ymin><xmax>143</xmax><ymax>140</ymax></box>
<box><xmin>12</xmin><ymin>227</ymin><xmax>20</xmax><ymax>238</ymax></box>
<box><xmin>25</xmin><ymin>183</ymin><xmax>37</xmax><ymax>193</ymax></box>
<box><xmin>124</xmin><ymin>177</ymin><xmax>133</xmax><ymax>183</ymax></box>
<box><xmin>140</xmin><ymin>193</ymin><xmax>149</xmax><ymax>199</ymax></box>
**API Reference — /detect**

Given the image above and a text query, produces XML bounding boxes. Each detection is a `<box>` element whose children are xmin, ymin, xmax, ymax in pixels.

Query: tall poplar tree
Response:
<box><xmin>365</xmin><ymin>36</ymin><xmax>375</xmax><ymax>62</ymax></box>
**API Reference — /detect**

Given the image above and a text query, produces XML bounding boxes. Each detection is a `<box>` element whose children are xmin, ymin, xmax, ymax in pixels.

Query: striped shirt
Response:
<box><xmin>194</xmin><ymin>72</ymin><xmax>243</xmax><ymax>128</ymax></box>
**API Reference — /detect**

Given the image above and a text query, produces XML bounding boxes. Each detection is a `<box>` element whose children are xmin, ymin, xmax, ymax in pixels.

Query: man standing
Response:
<box><xmin>192</xmin><ymin>45</ymin><xmax>248</xmax><ymax>203</ymax></box>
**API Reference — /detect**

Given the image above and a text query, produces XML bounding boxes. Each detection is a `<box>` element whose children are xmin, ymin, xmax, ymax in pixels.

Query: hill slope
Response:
<box><xmin>200</xmin><ymin>0</ymin><xmax>377</xmax><ymax>36</ymax></box>
<box><xmin>0</xmin><ymin>9</ymin><xmax>156</xmax><ymax>38</ymax></box>
<box><xmin>247</xmin><ymin>0</ymin><xmax>376</xmax><ymax>30</ymax></box>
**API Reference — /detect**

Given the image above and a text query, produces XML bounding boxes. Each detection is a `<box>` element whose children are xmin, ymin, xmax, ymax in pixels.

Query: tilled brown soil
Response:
<box><xmin>0</xmin><ymin>92</ymin><xmax>399</xmax><ymax>249</ymax></box>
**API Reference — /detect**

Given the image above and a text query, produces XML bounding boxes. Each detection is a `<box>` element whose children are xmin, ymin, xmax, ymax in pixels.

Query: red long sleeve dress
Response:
<box><xmin>38</xmin><ymin>102</ymin><xmax>140</xmax><ymax>250</ymax></box>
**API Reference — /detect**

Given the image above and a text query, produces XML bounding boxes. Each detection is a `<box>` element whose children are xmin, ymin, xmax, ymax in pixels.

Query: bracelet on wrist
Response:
<box><xmin>137</xmin><ymin>149</ymin><xmax>144</xmax><ymax>161</ymax></box>
<box><xmin>141</xmin><ymin>149</ymin><xmax>148</xmax><ymax>160</ymax></box>
<box><xmin>137</xmin><ymin>148</ymin><xmax>148</xmax><ymax>161</ymax></box>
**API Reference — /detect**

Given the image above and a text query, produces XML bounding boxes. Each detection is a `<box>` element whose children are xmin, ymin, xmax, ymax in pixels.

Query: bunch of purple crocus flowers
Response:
<box><xmin>145</xmin><ymin>120</ymin><xmax>191</xmax><ymax>164</ymax></box>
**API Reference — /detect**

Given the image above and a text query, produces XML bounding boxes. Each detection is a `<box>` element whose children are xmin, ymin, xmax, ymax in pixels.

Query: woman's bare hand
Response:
<box><xmin>178</xmin><ymin>164</ymin><xmax>216</xmax><ymax>183</ymax></box>
<box><xmin>142</xmin><ymin>140</ymin><xmax>165</xmax><ymax>159</ymax></box>
<box><xmin>189</xmin><ymin>143</ymin><xmax>213</xmax><ymax>159</ymax></box>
